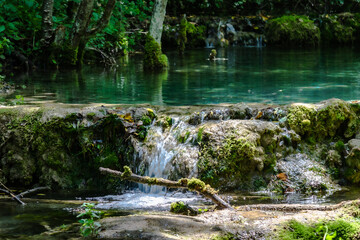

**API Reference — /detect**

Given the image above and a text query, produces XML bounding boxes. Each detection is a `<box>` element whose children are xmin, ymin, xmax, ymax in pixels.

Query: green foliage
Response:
<box><xmin>320</xmin><ymin>13</ymin><xmax>360</xmax><ymax>44</ymax></box>
<box><xmin>14</xmin><ymin>95</ymin><xmax>25</xmax><ymax>105</ymax></box>
<box><xmin>77</xmin><ymin>203</ymin><xmax>102</xmax><ymax>238</ymax></box>
<box><xmin>335</xmin><ymin>140</ymin><xmax>345</xmax><ymax>153</ymax></box>
<box><xmin>265</xmin><ymin>15</ymin><xmax>320</xmax><ymax>47</ymax></box>
<box><xmin>0</xmin><ymin>0</ymin><xmax>42</xmax><ymax>59</ymax></box>
<box><xmin>141</xmin><ymin>115</ymin><xmax>152</xmax><ymax>126</ymax></box>
<box><xmin>196</xmin><ymin>127</ymin><xmax>205</xmax><ymax>144</ymax></box>
<box><xmin>276</xmin><ymin>219</ymin><xmax>360</xmax><ymax>240</ymax></box>
<box><xmin>169</xmin><ymin>0</ymin><xmax>360</xmax><ymax>15</ymax></box>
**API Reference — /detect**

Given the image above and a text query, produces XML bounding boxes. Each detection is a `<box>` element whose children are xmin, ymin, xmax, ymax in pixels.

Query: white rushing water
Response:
<box><xmin>93</xmin><ymin>116</ymin><xmax>201</xmax><ymax>210</ymax></box>
<box><xmin>135</xmin><ymin>117</ymin><xmax>199</xmax><ymax>194</ymax></box>
<box><xmin>90</xmin><ymin>190</ymin><xmax>205</xmax><ymax>210</ymax></box>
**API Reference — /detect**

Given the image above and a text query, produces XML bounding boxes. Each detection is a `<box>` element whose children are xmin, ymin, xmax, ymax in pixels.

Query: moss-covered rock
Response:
<box><xmin>265</xmin><ymin>15</ymin><xmax>320</xmax><ymax>47</ymax></box>
<box><xmin>345</xmin><ymin>139</ymin><xmax>360</xmax><ymax>183</ymax></box>
<box><xmin>320</xmin><ymin>13</ymin><xmax>360</xmax><ymax>44</ymax></box>
<box><xmin>197</xmin><ymin>120</ymin><xmax>294</xmax><ymax>190</ymax></box>
<box><xmin>143</xmin><ymin>34</ymin><xmax>168</xmax><ymax>70</ymax></box>
<box><xmin>286</xmin><ymin>100</ymin><xmax>360</xmax><ymax>140</ymax></box>
<box><xmin>0</xmin><ymin>106</ymin><xmax>147</xmax><ymax>189</ymax></box>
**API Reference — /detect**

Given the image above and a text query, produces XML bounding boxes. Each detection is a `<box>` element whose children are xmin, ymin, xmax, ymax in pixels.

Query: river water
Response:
<box><xmin>2</xmin><ymin>46</ymin><xmax>360</xmax><ymax>238</ymax></box>
<box><xmin>3</xmin><ymin>46</ymin><xmax>360</xmax><ymax>105</ymax></box>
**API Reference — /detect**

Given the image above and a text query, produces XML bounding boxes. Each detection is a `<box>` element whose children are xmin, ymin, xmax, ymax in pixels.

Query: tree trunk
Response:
<box><xmin>99</xmin><ymin>166</ymin><xmax>234</xmax><ymax>210</ymax></box>
<box><xmin>149</xmin><ymin>0</ymin><xmax>168</xmax><ymax>45</ymax></box>
<box><xmin>87</xmin><ymin>0</ymin><xmax>117</xmax><ymax>38</ymax></box>
<box><xmin>70</xmin><ymin>0</ymin><xmax>95</xmax><ymax>49</ymax></box>
<box><xmin>41</xmin><ymin>0</ymin><xmax>54</xmax><ymax>47</ymax></box>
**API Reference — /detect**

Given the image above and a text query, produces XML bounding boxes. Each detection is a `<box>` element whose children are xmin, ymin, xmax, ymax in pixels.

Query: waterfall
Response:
<box><xmin>256</xmin><ymin>36</ymin><xmax>263</xmax><ymax>48</ymax></box>
<box><xmin>135</xmin><ymin>117</ymin><xmax>199</xmax><ymax>194</ymax></box>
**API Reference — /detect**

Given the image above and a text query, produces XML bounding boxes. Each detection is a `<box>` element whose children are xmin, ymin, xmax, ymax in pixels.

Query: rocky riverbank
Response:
<box><xmin>0</xmin><ymin>98</ymin><xmax>359</xmax><ymax>196</ymax></box>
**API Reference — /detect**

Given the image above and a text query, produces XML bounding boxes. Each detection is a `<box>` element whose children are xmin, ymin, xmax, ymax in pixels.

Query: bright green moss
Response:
<box><xmin>187</xmin><ymin>177</ymin><xmax>206</xmax><ymax>191</ymax></box>
<box><xmin>143</xmin><ymin>34</ymin><xmax>168</xmax><ymax>70</ymax></box>
<box><xmin>286</xmin><ymin>100</ymin><xmax>360</xmax><ymax>139</ymax></box>
<box><xmin>286</xmin><ymin>105</ymin><xmax>316</xmax><ymax>136</ymax></box>
<box><xmin>170</xmin><ymin>201</ymin><xmax>187</xmax><ymax>214</ymax></box>
<box><xmin>121</xmin><ymin>166</ymin><xmax>132</xmax><ymax>178</ymax></box>
<box><xmin>198</xmin><ymin>134</ymin><xmax>259</xmax><ymax>188</ymax></box>
<box><xmin>265</xmin><ymin>15</ymin><xmax>320</xmax><ymax>47</ymax></box>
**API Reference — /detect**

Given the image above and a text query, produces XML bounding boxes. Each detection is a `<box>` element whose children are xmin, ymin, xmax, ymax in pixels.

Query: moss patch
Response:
<box><xmin>286</xmin><ymin>100</ymin><xmax>360</xmax><ymax>140</ymax></box>
<box><xmin>265</xmin><ymin>15</ymin><xmax>320</xmax><ymax>47</ymax></box>
<box><xmin>0</xmin><ymin>108</ymin><xmax>138</xmax><ymax>189</ymax></box>
<box><xmin>320</xmin><ymin>13</ymin><xmax>360</xmax><ymax>44</ymax></box>
<box><xmin>143</xmin><ymin>34</ymin><xmax>168</xmax><ymax>70</ymax></box>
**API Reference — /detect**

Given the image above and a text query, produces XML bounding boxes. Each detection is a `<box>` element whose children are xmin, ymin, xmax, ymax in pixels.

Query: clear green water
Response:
<box><xmin>0</xmin><ymin>200</ymin><xmax>78</xmax><ymax>239</ymax></box>
<box><xmin>5</xmin><ymin>46</ymin><xmax>360</xmax><ymax>105</ymax></box>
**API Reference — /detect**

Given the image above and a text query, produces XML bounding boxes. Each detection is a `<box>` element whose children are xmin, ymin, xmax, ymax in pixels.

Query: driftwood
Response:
<box><xmin>99</xmin><ymin>166</ymin><xmax>234</xmax><ymax>210</ymax></box>
<box><xmin>86</xmin><ymin>47</ymin><xmax>116</xmax><ymax>66</ymax></box>
<box><xmin>16</xmin><ymin>186</ymin><xmax>51</xmax><ymax>198</ymax></box>
<box><xmin>0</xmin><ymin>182</ymin><xmax>50</xmax><ymax>205</ymax></box>
<box><xmin>237</xmin><ymin>199</ymin><xmax>360</xmax><ymax>212</ymax></box>
<box><xmin>0</xmin><ymin>181</ymin><xmax>25</xmax><ymax>205</ymax></box>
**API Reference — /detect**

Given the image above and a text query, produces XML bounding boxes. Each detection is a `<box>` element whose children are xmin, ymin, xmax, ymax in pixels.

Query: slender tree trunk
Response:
<box><xmin>70</xmin><ymin>0</ymin><xmax>95</xmax><ymax>49</ymax></box>
<box><xmin>41</xmin><ymin>0</ymin><xmax>54</xmax><ymax>47</ymax></box>
<box><xmin>149</xmin><ymin>0</ymin><xmax>168</xmax><ymax>45</ymax></box>
<box><xmin>87</xmin><ymin>0</ymin><xmax>117</xmax><ymax>38</ymax></box>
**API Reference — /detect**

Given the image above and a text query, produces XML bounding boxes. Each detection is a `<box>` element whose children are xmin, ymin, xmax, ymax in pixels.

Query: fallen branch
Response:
<box><xmin>0</xmin><ymin>181</ymin><xmax>25</xmax><ymax>205</ymax></box>
<box><xmin>237</xmin><ymin>199</ymin><xmax>360</xmax><ymax>212</ymax></box>
<box><xmin>16</xmin><ymin>186</ymin><xmax>51</xmax><ymax>198</ymax></box>
<box><xmin>0</xmin><ymin>183</ymin><xmax>50</xmax><ymax>205</ymax></box>
<box><xmin>85</xmin><ymin>47</ymin><xmax>116</xmax><ymax>66</ymax></box>
<box><xmin>99</xmin><ymin>166</ymin><xmax>234</xmax><ymax>210</ymax></box>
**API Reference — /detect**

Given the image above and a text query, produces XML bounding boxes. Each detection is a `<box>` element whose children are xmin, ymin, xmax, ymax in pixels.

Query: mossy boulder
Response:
<box><xmin>286</xmin><ymin>99</ymin><xmax>360</xmax><ymax>140</ymax></box>
<box><xmin>143</xmin><ymin>34</ymin><xmax>168</xmax><ymax>70</ymax></box>
<box><xmin>345</xmin><ymin>139</ymin><xmax>360</xmax><ymax>183</ymax></box>
<box><xmin>0</xmin><ymin>106</ymin><xmax>146</xmax><ymax>189</ymax></box>
<box><xmin>320</xmin><ymin>13</ymin><xmax>360</xmax><ymax>44</ymax></box>
<box><xmin>265</xmin><ymin>15</ymin><xmax>320</xmax><ymax>47</ymax></box>
<box><xmin>198</xmin><ymin>120</ymin><xmax>296</xmax><ymax>190</ymax></box>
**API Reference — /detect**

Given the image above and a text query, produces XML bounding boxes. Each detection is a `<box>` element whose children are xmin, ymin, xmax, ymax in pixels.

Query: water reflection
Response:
<box><xmin>6</xmin><ymin>47</ymin><xmax>360</xmax><ymax>105</ymax></box>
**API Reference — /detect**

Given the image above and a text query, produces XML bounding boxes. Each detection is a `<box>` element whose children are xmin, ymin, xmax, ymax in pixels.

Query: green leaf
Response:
<box><xmin>0</xmin><ymin>26</ymin><xmax>5</xmax><ymax>33</ymax></box>
<box><xmin>25</xmin><ymin>0</ymin><xmax>34</xmax><ymax>8</ymax></box>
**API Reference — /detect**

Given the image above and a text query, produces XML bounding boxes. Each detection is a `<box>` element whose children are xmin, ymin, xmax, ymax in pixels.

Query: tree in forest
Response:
<box><xmin>144</xmin><ymin>0</ymin><xmax>168</xmax><ymax>70</ymax></box>
<box><xmin>41</xmin><ymin>0</ymin><xmax>117</xmax><ymax>67</ymax></box>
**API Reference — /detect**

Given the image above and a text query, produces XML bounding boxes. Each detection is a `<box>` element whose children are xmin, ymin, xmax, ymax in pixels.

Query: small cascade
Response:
<box><xmin>256</xmin><ymin>36</ymin><xmax>263</xmax><ymax>48</ymax></box>
<box><xmin>135</xmin><ymin>117</ymin><xmax>199</xmax><ymax>194</ymax></box>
